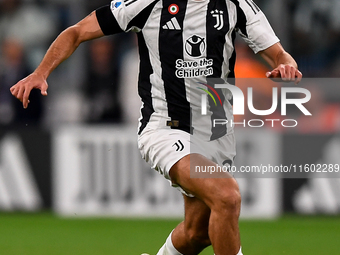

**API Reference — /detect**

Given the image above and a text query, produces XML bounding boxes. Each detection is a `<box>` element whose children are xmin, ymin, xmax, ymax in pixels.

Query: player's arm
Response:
<box><xmin>10</xmin><ymin>11</ymin><xmax>104</xmax><ymax>108</ymax></box>
<box><xmin>259</xmin><ymin>42</ymin><xmax>303</xmax><ymax>84</ymax></box>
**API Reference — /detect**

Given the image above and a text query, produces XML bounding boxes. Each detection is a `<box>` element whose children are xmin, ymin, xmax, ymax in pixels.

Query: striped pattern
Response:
<box><xmin>97</xmin><ymin>0</ymin><xmax>279</xmax><ymax>139</ymax></box>
<box><xmin>124</xmin><ymin>0</ymin><xmax>139</xmax><ymax>7</ymax></box>
<box><xmin>244</xmin><ymin>0</ymin><xmax>260</xmax><ymax>14</ymax></box>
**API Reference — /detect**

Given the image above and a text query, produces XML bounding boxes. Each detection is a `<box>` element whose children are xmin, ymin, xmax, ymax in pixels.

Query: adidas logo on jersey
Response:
<box><xmin>163</xmin><ymin>17</ymin><xmax>181</xmax><ymax>30</ymax></box>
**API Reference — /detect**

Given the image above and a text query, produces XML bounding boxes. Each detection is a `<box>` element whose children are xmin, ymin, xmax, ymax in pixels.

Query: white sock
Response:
<box><xmin>214</xmin><ymin>246</ymin><xmax>243</xmax><ymax>255</ymax></box>
<box><xmin>156</xmin><ymin>230</ymin><xmax>183</xmax><ymax>255</ymax></box>
<box><xmin>237</xmin><ymin>247</ymin><xmax>243</xmax><ymax>255</ymax></box>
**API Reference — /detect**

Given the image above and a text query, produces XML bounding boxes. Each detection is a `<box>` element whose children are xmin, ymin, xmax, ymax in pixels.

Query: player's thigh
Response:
<box><xmin>169</xmin><ymin>153</ymin><xmax>240</xmax><ymax>210</ymax></box>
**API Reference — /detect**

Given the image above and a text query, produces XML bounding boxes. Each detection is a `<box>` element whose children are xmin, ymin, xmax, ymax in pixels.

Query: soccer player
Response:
<box><xmin>10</xmin><ymin>0</ymin><xmax>302</xmax><ymax>254</ymax></box>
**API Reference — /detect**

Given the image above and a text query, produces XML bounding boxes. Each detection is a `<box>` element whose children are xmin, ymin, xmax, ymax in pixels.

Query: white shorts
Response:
<box><xmin>137</xmin><ymin>127</ymin><xmax>236</xmax><ymax>196</ymax></box>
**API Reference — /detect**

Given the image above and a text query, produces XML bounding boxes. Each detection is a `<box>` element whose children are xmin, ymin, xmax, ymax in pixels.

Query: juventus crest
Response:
<box><xmin>211</xmin><ymin>10</ymin><xmax>224</xmax><ymax>30</ymax></box>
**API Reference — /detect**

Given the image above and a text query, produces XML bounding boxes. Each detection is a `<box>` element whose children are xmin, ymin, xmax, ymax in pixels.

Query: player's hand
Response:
<box><xmin>10</xmin><ymin>73</ymin><xmax>48</xmax><ymax>109</ymax></box>
<box><xmin>266</xmin><ymin>64</ymin><xmax>303</xmax><ymax>85</ymax></box>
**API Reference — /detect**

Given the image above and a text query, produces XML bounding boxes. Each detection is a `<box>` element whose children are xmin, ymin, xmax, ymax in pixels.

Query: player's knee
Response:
<box><xmin>186</xmin><ymin>228</ymin><xmax>211</xmax><ymax>248</ymax></box>
<box><xmin>214</xmin><ymin>179</ymin><xmax>241</xmax><ymax>215</ymax></box>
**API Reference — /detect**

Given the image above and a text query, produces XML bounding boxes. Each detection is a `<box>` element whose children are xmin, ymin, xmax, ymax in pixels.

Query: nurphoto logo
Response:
<box><xmin>199</xmin><ymin>81</ymin><xmax>312</xmax><ymax>128</ymax></box>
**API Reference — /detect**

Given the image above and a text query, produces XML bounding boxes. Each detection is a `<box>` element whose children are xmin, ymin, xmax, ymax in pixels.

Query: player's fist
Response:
<box><xmin>266</xmin><ymin>64</ymin><xmax>302</xmax><ymax>84</ymax></box>
<box><xmin>10</xmin><ymin>73</ymin><xmax>48</xmax><ymax>109</ymax></box>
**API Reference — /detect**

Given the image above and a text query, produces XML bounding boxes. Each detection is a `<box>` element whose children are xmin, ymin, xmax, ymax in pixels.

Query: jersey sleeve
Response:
<box><xmin>95</xmin><ymin>0</ymin><xmax>157</xmax><ymax>35</ymax></box>
<box><xmin>234</xmin><ymin>0</ymin><xmax>280</xmax><ymax>53</ymax></box>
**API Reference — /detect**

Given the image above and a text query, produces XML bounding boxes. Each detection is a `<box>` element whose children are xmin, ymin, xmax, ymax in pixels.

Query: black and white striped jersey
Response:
<box><xmin>96</xmin><ymin>0</ymin><xmax>279</xmax><ymax>140</ymax></box>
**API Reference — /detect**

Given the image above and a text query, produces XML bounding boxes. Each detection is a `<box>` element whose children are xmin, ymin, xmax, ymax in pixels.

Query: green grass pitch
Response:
<box><xmin>0</xmin><ymin>213</ymin><xmax>339</xmax><ymax>255</ymax></box>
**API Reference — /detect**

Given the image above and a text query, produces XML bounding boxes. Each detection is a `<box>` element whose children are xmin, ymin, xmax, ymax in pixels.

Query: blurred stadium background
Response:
<box><xmin>0</xmin><ymin>0</ymin><xmax>339</xmax><ymax>254</ymax></box>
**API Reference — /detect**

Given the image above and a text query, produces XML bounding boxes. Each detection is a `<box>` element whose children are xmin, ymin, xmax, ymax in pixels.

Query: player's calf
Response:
<box><xmin>185</xmin><ymin>226</ymin><xmax>211</xmax><ymax>253</ymax></box>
